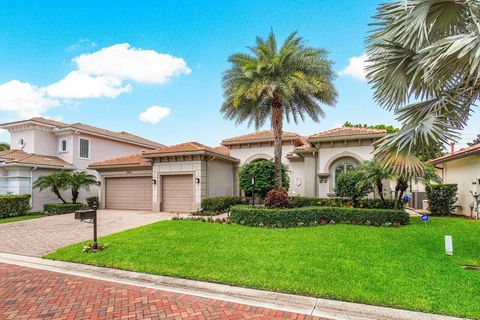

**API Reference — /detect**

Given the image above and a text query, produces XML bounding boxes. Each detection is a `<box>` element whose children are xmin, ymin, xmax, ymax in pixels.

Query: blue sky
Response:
<box><xmin>0</xmin><ymin>0</ymin><xmax>478</xmax><ymax>147</ymax></box>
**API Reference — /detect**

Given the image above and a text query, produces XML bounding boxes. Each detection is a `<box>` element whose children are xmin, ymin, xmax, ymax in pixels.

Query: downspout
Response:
<box><xmin>30</xmin><ymin>167</ymin><xmax>37</xmax><ymax>208</ymax></box>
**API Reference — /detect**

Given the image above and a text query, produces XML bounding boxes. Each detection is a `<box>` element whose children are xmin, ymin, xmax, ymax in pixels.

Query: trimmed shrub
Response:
<box><xmin>426</xmin><ymin>184</ymin><xmax>458</xmax><ymax>215</ymax></box>
<box><xmin>230</xmin><ymin>205</ymin><xmax>409</xmax><ymax>228</ymax></box>
<box><xmin>201</xmin><ymin>196</ymin><xmax>247</xmax><ymax>214</ymax></box>
<box><xmin>265</xmin><ymin>188</ymin><xmax>291</xmax><ymax>208</ymax></box>
<box><xmin>44</xmin><ymin>203</ymin><xmax>84</xmax><ymax>215</ymax></box>
<box><xmin>0</xmin><ymin>194</ymin><xmax>31</xmax><ymax>218</ymax></box>
<box><xmin>357</xmin><ymin>198</ymin><xmax>400</xmax><ymax>209</ymax></box>
<box><xmin>291</xmin><ymin>196</ymin><xmax>352</xmax><ymax>208</ymax></box>
<box><xmin>239</xmin><ymin>160</ymin><xmax>289</xmax><ymax>198</ymax></box>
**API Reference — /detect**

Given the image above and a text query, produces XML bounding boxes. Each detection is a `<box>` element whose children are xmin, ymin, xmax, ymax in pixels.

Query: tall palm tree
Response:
<box><xmin>68</xmin><ymin>171</ymin><xmax>97</xmax><ymax>204</ymax></box>
<box><xmin>366</xmin><ymin>0</ymin><xmax>480</xmax><ymax>176</ymax></box>
<box><xmin>222</xmin><ymin>31</ymin><xmax>337</xmax><ymax>188</ymax></box>
<box><xmin>33</xmin><ymin>171</ymin><xmax>70</xmax><ymax>203</ymax></box>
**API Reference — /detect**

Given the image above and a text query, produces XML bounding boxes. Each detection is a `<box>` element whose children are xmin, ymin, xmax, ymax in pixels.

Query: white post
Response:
<box><xmin>445</xmin><ymin>235</ymin><xmax>453</xmax><ymax>255</ymax></box>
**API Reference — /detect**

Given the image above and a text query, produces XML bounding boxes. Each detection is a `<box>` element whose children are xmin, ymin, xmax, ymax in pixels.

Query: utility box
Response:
<box><xmin>471</xmin><ymin>178</ymin><xmax>480</xmax><ymax>196</ymax></box>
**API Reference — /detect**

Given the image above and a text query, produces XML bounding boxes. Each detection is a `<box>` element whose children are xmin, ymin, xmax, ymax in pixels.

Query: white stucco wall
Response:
<box><xmin>229</xmin><ymin>145</ymin><xmax>295</xmax><ymax>166</ymax></box>
<box><xmin>442</xmin><ymin>155</ymin><xmax>480</xmax><ymax>216</ymax></box>
<box><xmin>206</xmin><ymin>159</ymin><xmax>235</xmax><ymax>197</ymax></box>
<box><xmin>287</xmin><ymin>159</ymin><xmax>306</xmax><ymax>196</ymax></box>
<box><xmin>10</xmin><ymin>130</ymin><xmax>36</xmax><ymax>153</ymax></box>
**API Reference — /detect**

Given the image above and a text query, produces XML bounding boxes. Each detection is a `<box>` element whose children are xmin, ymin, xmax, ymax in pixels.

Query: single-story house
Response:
<box><xmin>90</xmin><ymin>127</ymin><xmax>389</xmax><ymax>212</ymax></box>
<box><xmin>430</xmin><ymin>143</ymin><xmax>480</xmax><ymax>217</ymax></box>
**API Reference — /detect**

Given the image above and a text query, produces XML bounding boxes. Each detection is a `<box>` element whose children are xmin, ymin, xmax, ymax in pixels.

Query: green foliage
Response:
<box><xmin>426</xmin><ymin>184</ymin><xmax>458</xmax><ymax>215</ymax></box>
<box><xmin>291</xmin><ymin>196</ymin><xmax>400</xmax><ymax>209</ymax></box>
<box><xmin>467</xmin><ymin>134</ymin><xmax>480</xmax><ymax>147</ymax></box>
<box><xmin>68</xmin><ymin>171</ymin><xmax>97</xmax><ymax>204</ymax></box>
<box><xmin>0</xmin><ymin>194</ymin><xmax>31</xmax><ymax>218</ymax></box>
<box><xmin>239</xmin><ymin>160</ymin><xmax>289</xmax><ymax>198</ymax></box>
<box><xmin>366</xmin><ymin>0</ymin><xmax>480</xmax><ymax>176</ymax></box>
<box><xmin>33</xmin><ymin>171</ymin><xmax>70</xmax><ymax>203</ymax></box>
<box><xmin>334</xmin><ymin>170</ymin><xmax>372</xmax><ymax>207</ymax></box>
<box><xmin>343</xmin><ymin>121</ymin><xmax>399</xmax><ymax>134</ymax></box>
<box><xmin>43</xmin><ymin>203</ymin><xmax>84</xmax><ymax>215</ymax></box>
<box><xmin>291</xmin><ymin>196</ymin><xmax>352</xmax><ymax>208</ymax></box>
<box><xmin>201</xmin><ymin>196</ymin><xmax>247</xmax><ymax>214</ymax></box>
<box><xmin>264</xmin><ymin>188</ymin><xmax>291</xmax><ymax>208</ymax></box>
<box><xmin>86</xmin><ymin>196</ymin><xmax>99</xmax><ymax>209</ymax></box>
<box><xmin>0</xmin><ymin>142</ymin><xmax>10</xmax><ymax>151</ymax></box>
<box><xmin>230</xmin><ymin>205</ymin><xmax>409</xmax><ymax>227</ymax></box>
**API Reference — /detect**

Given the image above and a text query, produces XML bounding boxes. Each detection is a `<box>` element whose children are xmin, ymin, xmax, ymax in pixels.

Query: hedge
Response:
<box><xmin>201</xmin><ymin>196</ymin><xmax>247</xmax><ymax>215</ymax></box>
<box><xmin>426</xmin><ymin>184</ymin><xmax>458</xmax><ymax>215</ymax></box>
<box><xmin>291</xmin><ymin>196</ymin><xmax>401</xmax><ymax>209</ymax></box>
<box><xmin>44</xmin><ymin>203</ymin><xmax>84</xmax><ymax>215</ymax></box>
<box><xmin>230</xmin><ymin>205</ymin><xmax>409</xmax><ymax>228</ymax></box>
<box><xmin>0</xmin><ymin>194</ymin><xmax>31</xmax><ymax>218</ymax></box>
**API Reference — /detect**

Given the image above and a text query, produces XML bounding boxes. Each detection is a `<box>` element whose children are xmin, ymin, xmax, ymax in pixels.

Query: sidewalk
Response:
<box><xmin>0</xmin><ymin>253</ymin><xmax>467</xmax><ymax>320</ymax></box>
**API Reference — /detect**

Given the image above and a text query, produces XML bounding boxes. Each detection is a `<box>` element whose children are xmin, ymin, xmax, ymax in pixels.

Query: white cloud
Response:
<box><xmin>46</xmin><ymin>71</ymin><xmax>132</xmax><ymax>99</ymax></box>
<box><xmin>65</xmin><ymin>38</ymin><xmax>97</xmax><ymax>52</ymax></box>
<box><xmin>339</xmin><ymin>54</ymin><xmax>368</xmax><ymax>82</ymax></box>
<box><xmin>139</xmin><ymin>105</ymin><xmax>171</xmax><ymax>124</ymax></box>
<box><xmin>0</xmin><ymin>80</ymin><xmax>59</xmax><ymax>118</ymax></box>
<box><xmin>74</xmin><ymin>43</ymin><xmax>191</xmax><ymax>84</ymax></box>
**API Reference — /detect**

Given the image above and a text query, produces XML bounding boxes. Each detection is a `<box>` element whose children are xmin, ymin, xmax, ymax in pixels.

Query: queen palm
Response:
<box><xmin>366</xmin><ymin>0</ymin><xmax>480</xmax><ymax>175</ymax></box>
<box><xmin>221</xmin><ymin>31</ymin><xmax>337</xmax><ymax>188</ymax></box>
<box><xmin>357</xmin><ymin>160</ymin><xmax>393</xmax><ymax>207</ymax></box>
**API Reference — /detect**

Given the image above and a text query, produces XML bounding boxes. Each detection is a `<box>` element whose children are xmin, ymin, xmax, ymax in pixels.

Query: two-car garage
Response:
<box><xmin>104</xmin><ymin>175</ymin><xmax>194</xmax><ymax>212</ymax></box>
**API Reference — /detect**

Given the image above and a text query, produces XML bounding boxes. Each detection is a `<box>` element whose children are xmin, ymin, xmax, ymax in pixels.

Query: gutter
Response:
<box><xmin>306</xmin><ymin>133</ymin><xmax>386</xmax><ymax>143</ymax></box>
<box><xmin>0</xmin><ymin>163</ymin><xmax>76</xmax><ymax>170</ymax></box>
<box><xmin>430</xmin><ymin>148</ymin><xmax>480</xmax><ymax>165</ymax></box>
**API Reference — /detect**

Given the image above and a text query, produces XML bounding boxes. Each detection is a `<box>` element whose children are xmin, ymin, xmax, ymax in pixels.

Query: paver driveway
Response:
<box><xmin>0</xmin><ymin>263</ymin><xmax>327</xmax><ymax>320</ymax></box>
<box><xmin>0</xmin><ymin>210</ymin><xmax>173</xmax><ymax>257</ymax></box>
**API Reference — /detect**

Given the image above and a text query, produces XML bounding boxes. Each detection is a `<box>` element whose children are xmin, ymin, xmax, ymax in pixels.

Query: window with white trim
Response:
<box><xmin>79</xmin><ymin>138</ymin><xmax>90</xmax><ymax>159</ymax></box>
<box><xmin>59</xmin><ymin>139</ymin><xmax>67</xmax><ymax>152</ymax></box>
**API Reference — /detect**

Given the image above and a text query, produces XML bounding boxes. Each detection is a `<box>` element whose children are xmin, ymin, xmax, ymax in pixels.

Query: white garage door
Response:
<box><xmin>162</xmin><ymin>174</ymin><xmax>194</xmax><ymax>212</ymax></box>
<box><xmin>105</xmin><ymin>177</ymin><xmax>152</xmax><ymax>210</ymax></box>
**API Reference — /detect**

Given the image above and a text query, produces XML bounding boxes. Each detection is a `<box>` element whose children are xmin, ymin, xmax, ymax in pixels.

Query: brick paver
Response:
<box><xmin>0</xmin><ymin>263</ymin><xmax>328</xmax><ymax>320</ymax></box>
<box><xmin>0</xmin><ymin>210</ymin><xmax>173</xmax><ymax>257</ymax></box>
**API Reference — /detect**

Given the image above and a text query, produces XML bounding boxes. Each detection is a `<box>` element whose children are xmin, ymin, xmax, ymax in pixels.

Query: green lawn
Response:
<box><xmin>0</xmin><ymin>214</ymin><xmax>46</xmax><ymax>224</ymax></box>
<box><xmin>46</xmin><ymin>217</ymin><xmax>480</xmax><ymax>319</ymax></box>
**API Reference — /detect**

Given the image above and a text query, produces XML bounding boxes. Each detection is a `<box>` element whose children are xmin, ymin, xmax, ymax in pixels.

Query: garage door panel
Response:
<box><xmin>162</xmin><ymin>175</ymin><xmax>193</xmax><ymax>212</ymax></box>
<box><xmin>106</xmin><ymin>177</ymin><xmax>152</xmax><ymax>210</ymax></box>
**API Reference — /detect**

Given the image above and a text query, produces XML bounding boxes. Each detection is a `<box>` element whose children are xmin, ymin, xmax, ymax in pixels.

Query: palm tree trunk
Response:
<box><xmin>376</xmin><ymin>179</ymin><xmax>386</xmax><ymax>207</ymax></box>
<box><xmin>71</xmin><ymin>189</ymin><xmax>79</xmax><ymax>204</ymax></box>
<box><xmin>54</xmin><ymin>187</ymin><xmax>68</xmax><ymax>204</ymax></box>
<box><xmin>271</xmin><ymin>96</ymin><xmax>283</xmax><ymax>189</ymax></box>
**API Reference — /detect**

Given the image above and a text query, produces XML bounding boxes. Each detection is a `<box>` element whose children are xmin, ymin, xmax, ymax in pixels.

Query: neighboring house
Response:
<box><xmin>430</xmin><ymin>143</ymin><xmax>480</xmax><ymax>217</ymax></box>
<box><xmin>90</xmin><ymin>127</ymin><xmax>387</xmax><ymax>212</ymax></box>
<box><xmin>0</xmin><ymin>117</ymin><xmax>163</xmax><ymax>211</ymax></box>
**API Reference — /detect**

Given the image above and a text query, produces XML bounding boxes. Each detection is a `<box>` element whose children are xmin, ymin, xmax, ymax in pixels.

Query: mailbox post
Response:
<box><xmin>75</xmin><ymin>201</ymin><xmax>98</xmax><ymax>250</ymax></box>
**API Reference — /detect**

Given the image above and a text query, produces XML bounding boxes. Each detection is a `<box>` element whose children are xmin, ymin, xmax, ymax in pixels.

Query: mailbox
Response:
<box><xmin>75</xmin><ymin>209</ymin><xmax>96</xmax><ymax>220</ymax></box>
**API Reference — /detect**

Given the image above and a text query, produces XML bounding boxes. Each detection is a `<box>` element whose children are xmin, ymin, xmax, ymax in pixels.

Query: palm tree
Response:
<box><xmin>357</xmin><ymin>160</ymin><xmax>394</xmax><ymax>207</ymax></box>
<box><xmin>68</xmin><ymin>171</ymin><xmax>97</xmax><ymax>204</ymax></box>
<box><xmin>221</xmin><ymin>31</ymin><xmax>337</xmax><ymax>188</ymax></box>
<box><xmin>366</xmin><ymin>0</ymin><xmax>480</xmax><ymax>176</ymax></box>
<box><xmin>33</xmin><ymin>171</ymin><xmax>70</xmax><ymax>203</ymax></box>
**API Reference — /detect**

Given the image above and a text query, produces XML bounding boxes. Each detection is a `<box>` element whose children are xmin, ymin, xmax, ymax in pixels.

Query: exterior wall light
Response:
<box><xmin>152</xmin><ymin>178</ymin><xmax>157</xmax><ymax>185</ymax></box>
<box><xmin>96</xmin><ymin>181</ymin><xmax>101</xmax><ymax>186</ymax></box>
<box><xmin>195</xmin><ymin>178</ymin><xmax>200</xmax><ymax>184</ymax></box>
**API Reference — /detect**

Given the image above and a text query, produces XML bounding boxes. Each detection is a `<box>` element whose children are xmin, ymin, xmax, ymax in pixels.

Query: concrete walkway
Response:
<box><xmin>0</xmin><ymin>253</ymin><xmax>468</xmax><ymax>320</ymax></box>
<box><xmin>0</xmin><ymin>210</ymin><xmax>174</xmax><ymax>257</ymax></box>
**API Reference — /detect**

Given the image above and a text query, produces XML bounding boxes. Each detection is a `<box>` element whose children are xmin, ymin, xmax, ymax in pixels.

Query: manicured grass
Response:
<box><xmin>0</xmin><ymin>214</ymin><xmax>46</xmax><ymax>224</ymax></box>
<box><xmin>46</xmin><ymin>217</ymin><xmax>480</xmax><ymax>319</ymax></box>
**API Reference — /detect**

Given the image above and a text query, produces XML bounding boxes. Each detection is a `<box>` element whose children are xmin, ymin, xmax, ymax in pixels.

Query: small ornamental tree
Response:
<box><xmin>426</xmin><ymin>184</ymin><xmax>458</xmax><ymax>215</ymax></box>
<box><xmin>334</xmin><ymin>170</ymin><xmax>371</xmax><ymax>208</ymax></box>
<box><xmin>239</xmin><ymin>160</ymin><xmax>289</xmax><ymax>198</ymax></box>
<box><xmin>264</xmin><ymin>188</ymin><xmax>292</xmax><ymax>208</ymax></box>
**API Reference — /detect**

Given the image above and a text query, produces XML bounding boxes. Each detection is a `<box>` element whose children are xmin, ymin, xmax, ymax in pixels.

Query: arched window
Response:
<box><xmin>332</xmin><ymin>159</ymin><xmax>357</xmax><ymax>189</ymax></box>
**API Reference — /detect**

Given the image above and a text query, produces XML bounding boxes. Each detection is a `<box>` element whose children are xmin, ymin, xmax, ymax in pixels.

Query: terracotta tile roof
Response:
<box><xmin>0</xmin><ymin>117</ymin><xmax>163</xmax><ymax>149</ymax></box>
<box><xmin>89</xmin><ymin>153</ymin><xmax>151</xmax><ymax>168</ymax></box>
<box><xmin>0</xmin><ymin>150</ymin><xmax>74</xmax><ymax>168</ymax></box>
<box><xmin>308</xmin><ymin>127</ymin><xmax>387</xmax><ymax>140</ymax></box>
<box><xmin>222</xmin><ymin>130</ymin><xmax>301</xmax><ymax>144</ymax></box>
<box><xmin>430</xmin><ymin>143</ymin><xmax>480</xmax><ymax>164</ymax></box>
<box><xmin>143</xmin><ymin>142</ymin><xmax>238</xmax><ymax>161</ymax></box>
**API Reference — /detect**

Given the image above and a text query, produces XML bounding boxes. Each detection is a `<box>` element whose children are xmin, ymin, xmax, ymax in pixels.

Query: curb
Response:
<box><xmin>0</xmin><ymin>252</ymin><xmax>467</xmax><ymax>320</ymax></box>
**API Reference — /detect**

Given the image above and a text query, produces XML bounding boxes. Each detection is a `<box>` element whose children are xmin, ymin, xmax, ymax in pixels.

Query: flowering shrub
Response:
<box><xmin>264</xmin><ymin>188</ymin><xmax>292</xmax><ymax>208</ymax></box>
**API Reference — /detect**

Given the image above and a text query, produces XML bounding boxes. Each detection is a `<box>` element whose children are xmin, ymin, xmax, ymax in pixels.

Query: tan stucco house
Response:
<box><xmin>430</xmin><ymin>143</ymin><xmax>480</xmax><ymax>217</ymax></box>
<box><xmin>0</xmin><ymin>117</ymin><xmax>163</xmax><ymax>211</ymax></box>
<box><xmin>90</xmin><ymin>127</ymin><xmax>387</xmax><ymax>213</ymax></box>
